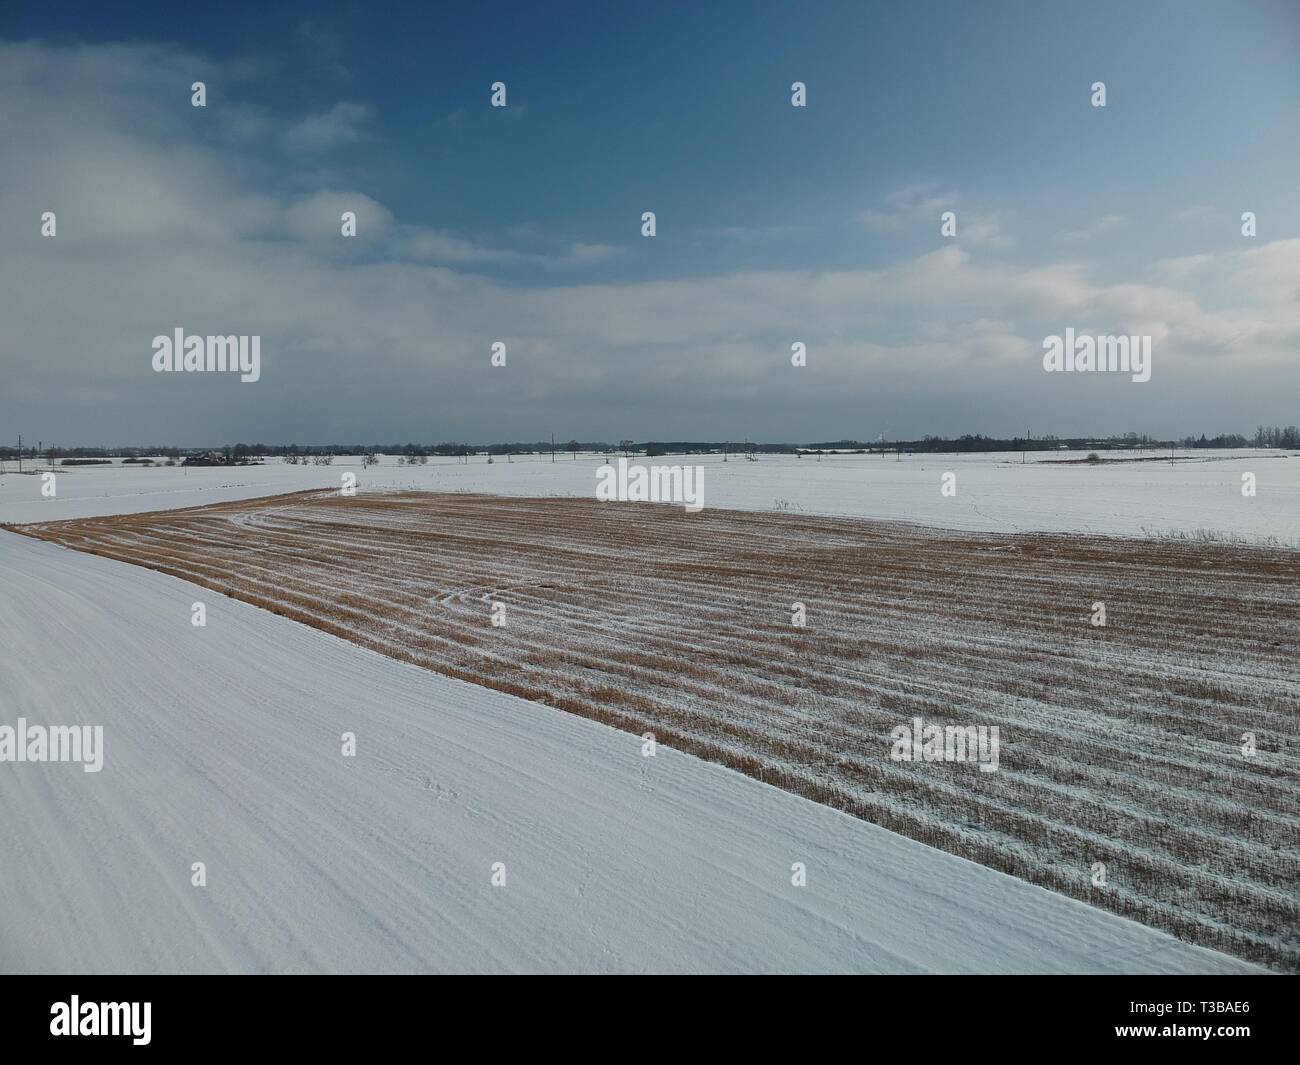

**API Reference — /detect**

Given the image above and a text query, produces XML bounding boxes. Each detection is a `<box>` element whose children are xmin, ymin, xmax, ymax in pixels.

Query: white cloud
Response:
<box><xmin>282</xmin><ymin>101</ymin><xmax>371</xmax><ymax>152</ymax></box>
<box><xmin>1</xmin><ymin>39</ymin><xmax>1295</xmax><ymax>443</ymax></box>
<box><xmin>285</xmin><ymin>190</ymin><xmax>394</xmax><ymax>242</ymax></box>
<box><xmin>1055</xmin><ymin>214</ymin><xmax>1125</xmax><ymax>243</ymax></box>
<box><xmin>961</xmin><ymin>215</ymin><xmax>1013</xmax><ymax>249</ymax></box>
<box><xmin>1151</xmin><ymin>253</ymin><xmax>1214</xmax><ymax>280</ymax></box>
<box><xmin>859</xmin><ymin>182</ymin><xmax>1012</xmax><ymax>248</ymax></box>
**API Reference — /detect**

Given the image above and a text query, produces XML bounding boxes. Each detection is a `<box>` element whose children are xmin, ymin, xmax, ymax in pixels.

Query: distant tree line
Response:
<box><xmin>1251</xmin><ymin>425</ymin><xmax>1300</xmax><ymax>448</ymax></box>
<box><xmin>806</xmin><ymin>429</ymin><xmax>1300</xmax><ymax>454</ymax></box>
<box><xmin>0</xmin><ymin>445</ymin><xmax>186</xmax><ymax>460</ymax></box>
<box><xmin>3</xmin><ymin>427</ymin><xmax>1297</xmax><ymax>461</ymax></box>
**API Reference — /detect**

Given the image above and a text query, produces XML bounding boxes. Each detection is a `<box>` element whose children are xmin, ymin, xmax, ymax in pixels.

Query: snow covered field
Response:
<box><xmin>18</xmin><ymin>490</ymin><xmax>1298</xmax><ymax>968</ymax></box>
<box><xmin>4</xmin><ymin>451</ymin><xmax>1293</xmax><ymax>972</ymax></box>
<box><xmin>0</xmin><ymin>532</ymin><xmax>1263</xmax><ymax>973</ymax></box>
<box><xmin>2</xmin><ymin>448</ymin><xmax>1297</xmax><ymax>541</ymax></box>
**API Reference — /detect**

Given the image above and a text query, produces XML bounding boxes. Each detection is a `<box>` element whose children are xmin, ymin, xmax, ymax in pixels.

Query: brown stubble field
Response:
<box><xmin>12</xmin><ymin>490</ymin><xmax>1300</xmax><ymax>969</ymax></box>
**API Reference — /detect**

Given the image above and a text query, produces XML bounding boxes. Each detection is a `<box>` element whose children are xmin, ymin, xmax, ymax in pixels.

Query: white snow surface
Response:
<box><xmin>0</xmin><ymin>531</ymin><xmax>1261</xmax><ymax>973</ymax></box>
<box><xmin>2</xmin><ymin>449</ymin><xmax>1297</xmax><ymax>541</ymax></box>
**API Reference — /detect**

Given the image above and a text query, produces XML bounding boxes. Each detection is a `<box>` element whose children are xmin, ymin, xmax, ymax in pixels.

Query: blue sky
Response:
<box><xmin>2</xmin><ymin>1</ymin><xmax>1299</xmax><ymax>443</ymax></box>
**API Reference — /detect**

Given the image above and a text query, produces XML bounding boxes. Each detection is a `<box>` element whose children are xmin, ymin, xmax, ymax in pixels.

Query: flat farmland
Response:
<box><xmin>13</xmin><ymin>491</ymin><xmax>1300</xmax><ymax>969</ymax></box>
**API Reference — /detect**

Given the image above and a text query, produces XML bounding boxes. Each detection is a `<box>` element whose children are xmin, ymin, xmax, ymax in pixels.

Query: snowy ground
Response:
<box><xmin>0</xmin><ymin>532</ymin><xmax>1262</xmax><ymax>973</ymax></box>
<box><xmin>21</xmin><ymin>491</ymin><xmax>1296</xmax><ymax>967</ymax></box>
<box><xmin>2</xmin><ymin>448</ymin><xmax>1297</xmax><ymax>541</ymax></box>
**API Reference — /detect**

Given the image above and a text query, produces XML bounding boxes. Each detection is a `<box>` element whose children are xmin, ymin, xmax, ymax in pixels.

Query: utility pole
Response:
<box><xmin>1023</xmin><ymin>427</ymin><xmax>1029</xmax><ymax>464</ymax></box>
<box><xmin>17</xmin><ymin>434</ymin><xmax>22</xmax><ymax>473</ymax></box>
<box><xmin>551</xmin><ymin>432</ymin><xmax>555</xmax><ymax>463</ymax></box>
